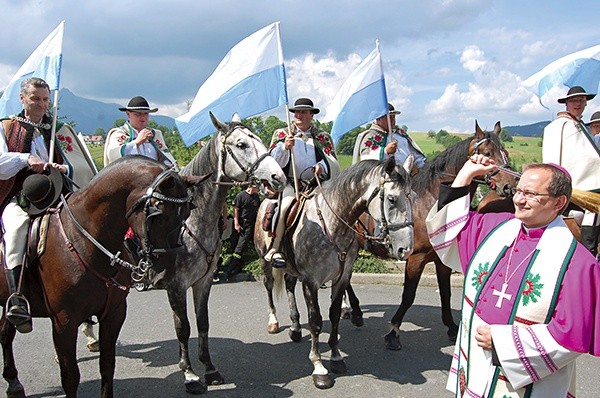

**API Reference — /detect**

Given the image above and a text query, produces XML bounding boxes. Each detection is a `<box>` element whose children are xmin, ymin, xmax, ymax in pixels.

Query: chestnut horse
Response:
<box><xmin>355</xmin><ymin>122</ymin><xmax>517</xmax><ymax>350</ymax></box>
<box><xmin>0</xmin><ymin>157</ymin><xmax>204</xmax><ymax>398</ymax></box>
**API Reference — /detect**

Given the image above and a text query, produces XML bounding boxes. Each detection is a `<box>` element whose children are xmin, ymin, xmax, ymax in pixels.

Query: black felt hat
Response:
<box><xmin>587</xmin><ymin>111</ymin><xmax>600</xmax><ymax>125</ymax></box>
<box><xmin>20</xmin><ymin>167</ymin><xmax>63</xmax><ymax>216</ymax></box>
<box><xmin>118</xmin><ymin>96</ymin><xmax>158</xmax><ymax>113</ymax></box>
<box><xmin>289</xmin><ymin>98</ymin><xmax>320</xmax><ymax>114</ymax></box>
<box><xmin>557</xmin><ymin>86</ymin><xmax>596</xmax><ymax>104</ymax></box>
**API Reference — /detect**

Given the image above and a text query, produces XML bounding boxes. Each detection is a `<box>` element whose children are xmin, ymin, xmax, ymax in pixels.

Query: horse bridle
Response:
<box><xmin>218</xmin><ymin>125</ymin><xmax>270</xmax><ymax>186</ymax></box>
<box><xmin>472</xmin><ymin>136</ymin><xmax>511</xmax><ymax>189</ymax></box>
<box><xmin>316</xmin><ymin>167</ymin><xmax>414</xmax><ymax>252</ymax></box>
<box><xmin>61</xmin><ymin>168</ymin><xmax>192</xmax><ymax>282</ymax></box>
<box><xmin>363</xmin><ymin>171</ymin><xmax>414</xmax><ymax>251</ymax></box>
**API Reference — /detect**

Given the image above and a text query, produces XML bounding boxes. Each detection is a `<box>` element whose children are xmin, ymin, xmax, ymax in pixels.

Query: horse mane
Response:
<box><xmin>412</xmin><ymin>130</ymin><xmax>502</xmax><ymax>194</ymax></box>
<box><xmin>323</xmin><ymin>159</ymin><xmax>382</xmax><ymax>197</ymax></box>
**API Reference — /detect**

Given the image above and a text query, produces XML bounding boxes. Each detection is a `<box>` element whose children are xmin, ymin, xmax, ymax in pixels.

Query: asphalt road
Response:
<box><xmin>10</xmin><ymin>280</ymin><xmax>600</xmax><ymax>397</ymax></box>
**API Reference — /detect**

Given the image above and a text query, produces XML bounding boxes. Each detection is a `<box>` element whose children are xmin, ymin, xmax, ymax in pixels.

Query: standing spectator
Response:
<box><xmin>353</xmin><ymin>103</ymin><xmax>425</xmax><ymax>174</ymax></box>
<box><xmin>103</xmin><ymin>96</ymin><xmax>177</xmax><ymax>168</ymax></box>
<box><xmin>587</xmin><ymin>110</ymin><xmax>600</xmax><ymax>147</ymax></box>
<box><xmin>542</xmin><ymin>86</ymin><xmax>600</xmax><ymax>255</ymax></box>
<box><xmin>426</xmin><ymin>154</ymin><xmax>600</xmax><ymax>397</ymax></box>
<box><xmin>223</xmin><ymin>182</ymin><xmax>261</xmax><ymax>280</ymax></box>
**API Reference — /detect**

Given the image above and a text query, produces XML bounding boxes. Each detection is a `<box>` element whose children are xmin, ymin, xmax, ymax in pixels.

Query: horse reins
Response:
<box><xmin>59</xmin><ymin>169</ymin><xmax>192</xmax><ymax>286</ymax></box>
<box><xmin>313</xmin><ymin>168</ymin><xmax>413</xmax><ymax>286</ymax></box>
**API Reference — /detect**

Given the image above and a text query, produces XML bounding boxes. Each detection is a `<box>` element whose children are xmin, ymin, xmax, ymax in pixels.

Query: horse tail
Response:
<box><xmin>272</xmin><ymin>267</ymin><xmax>285</xmax><ymax>298</ymax></box>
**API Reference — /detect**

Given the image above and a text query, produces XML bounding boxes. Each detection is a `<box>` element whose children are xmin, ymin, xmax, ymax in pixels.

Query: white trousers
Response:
<box><xmin>1</xmin><ymin>197</ymin><xmax>30</xmax><ymax>269</ymax></box>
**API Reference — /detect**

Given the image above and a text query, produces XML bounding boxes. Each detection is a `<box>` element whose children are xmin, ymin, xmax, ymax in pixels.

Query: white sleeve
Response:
<box><xmin>270</xmin><ymin>141</ymin><xmax>290</xmax><ymax>168</ymax></box>
<box><xmin>491</xmin><ymin>323</ymin><xmax>580</xmax><ymax>389</ymax></box>
<box><xmin>0</xmin><ymin>123</ymin><xmax>30</xmax><ymax>180</ymax></box>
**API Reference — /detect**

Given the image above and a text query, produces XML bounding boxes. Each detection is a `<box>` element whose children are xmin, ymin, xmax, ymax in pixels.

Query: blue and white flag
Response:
<box><xmin>323</xmin><ymin>41</ymin><xmax>388</xmax><ymax>143</ymax></box>
<box><xmin>176</xmin><ymin>22</ymin><xmax>288</xmax><ymax>146</ymax></box>
<box><xmin>523</xmin><ymin>43</ymin><xmax>600</xmax><ymax>107</ymax></box>
<box><xmin>0</xmin><ymin>21</ymin><xmax>65</xmax><ymax>118</ymax></box>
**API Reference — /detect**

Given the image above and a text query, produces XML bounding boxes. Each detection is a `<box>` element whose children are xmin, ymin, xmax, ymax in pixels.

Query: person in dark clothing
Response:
<box><xmin>224</xmin><ymin>182</ymin><xmax>260</xmax><ymax>279</ymax></box>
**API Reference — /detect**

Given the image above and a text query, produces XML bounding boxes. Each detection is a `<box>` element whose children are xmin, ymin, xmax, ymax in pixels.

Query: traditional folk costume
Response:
<box><xmin>103</xmin><ymin>122</ymin><xmax>176</xmax><ymax>168</ymax></box>
<box><xmin>265</xmin><ymin>124</ymin><xmax>339</xmax><ymax>266</ymax></box>
<box><xmin>352</xmin><ymin>124</ymin><xmax>426</xmax><ymax>168</ymax></box>
<box><xmin>426</xmin><ymin>185</ymin><xmax>600</xmax><ymax>398</ymax></box>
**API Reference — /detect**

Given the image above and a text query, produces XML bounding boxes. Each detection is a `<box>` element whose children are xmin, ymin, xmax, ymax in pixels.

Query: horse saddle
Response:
<box><xmin>26</xmin><ymin>213</ymin><xmax>53</xmax><ymax>267</ymax></box>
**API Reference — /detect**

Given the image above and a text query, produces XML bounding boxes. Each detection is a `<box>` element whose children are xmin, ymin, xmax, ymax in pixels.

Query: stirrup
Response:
<box><xmin>271</xmin><ymin>253</ymin><xmax>287</xmax><ymax>268</ymax></box>
<box><xmin>6</xmin><ymin>303</ymin><xmax>33</xmax><ymax>334</ymax></box>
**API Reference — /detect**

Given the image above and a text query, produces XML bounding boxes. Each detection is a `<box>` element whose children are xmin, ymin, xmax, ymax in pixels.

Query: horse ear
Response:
<box><xmin>183</xmin><ymin>173</ymin><xmax>212</xmax><ymax>187</ymax></box>
<box><xmin>384</xmin><ymin>156</ymin><xmax>396</xmax><ymax>175</ymax></box>
<box><xmin>402</xmin><ymin>154</ymin><xmax>414</xmax><ymax>175</ymax></box>
<box><xmin>231</xmin><ymin>113</ymin><xmax>241</xmax><ymax>123</ymax></box>
<box><xmin>210</xmin><ymin>112</ymin><xmax>228</xmax><ymax>132</ymax></box>
<box><xmin>475</xmin><ymin>120</ymin><xmax>485</xmax><ymax>140</ymax></box>
<box><xmin>493</xmin><ymin>121</ymin><xmax>502</xmax><ymax>135</ymax></box>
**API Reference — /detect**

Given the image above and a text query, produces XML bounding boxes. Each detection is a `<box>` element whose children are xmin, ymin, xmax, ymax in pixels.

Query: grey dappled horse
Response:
<box><xmin>254</xmin><ymin>156</ymin><xmax>414</xmax><ymax>389</ymax></box>
<box><xmin>147</xmin><ymin>113</ymin><xmax>286</xmax><ymax>394</ymax></box>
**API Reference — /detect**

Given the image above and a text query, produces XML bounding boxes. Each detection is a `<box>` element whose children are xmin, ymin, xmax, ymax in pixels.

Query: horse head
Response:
<box><xmin>210</xmin><ymin>112</ymin><xmax>286</xmax><ymax>192</ymax></box>
<box><xmin>472</xmin><ymin>121</ymin><xmax>518</xmax><ymax>197</ymax></box>
<box><xmin>124</xmin><ymin>162</ymin><xmax>208</xmax><ymax>277</ymax></box>
<box><xmin>366</xmin><ymin>156</ymin><xmax>415</xmax><ymax>260</ymax></box>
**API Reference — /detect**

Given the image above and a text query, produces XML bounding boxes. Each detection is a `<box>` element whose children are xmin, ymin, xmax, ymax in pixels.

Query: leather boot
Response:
<box><xmin>5</xmin><ymin>266</ymin><xmax>32</xmax><ymax>333</ymax></box>
<box><xmin>580</xmin><ymin>226</ymin><xmax>600</xmax><ymax>256</ymax></box>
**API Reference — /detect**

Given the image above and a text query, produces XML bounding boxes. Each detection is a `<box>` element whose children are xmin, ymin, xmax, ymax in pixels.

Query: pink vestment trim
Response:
<box><xmin>513</xmin><ymin>325</ymin><xmax>540</xmax><ymax>382</ymax></box>
<box><xmin>527</xmin><ymin>327</ymin><xmax>559</xmax><ymax>373</ymax></box>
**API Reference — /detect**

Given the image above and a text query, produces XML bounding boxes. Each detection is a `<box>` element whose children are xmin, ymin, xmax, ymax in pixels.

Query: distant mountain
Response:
<box><xmin>57</xmin><ymin>88</ymin><xmax>175</xmax><ymax>134</ymax></box>
<box><xmin>503</xmin><ymin>121</ymin><xmax>550</xmax><ymax>137</ymax></box>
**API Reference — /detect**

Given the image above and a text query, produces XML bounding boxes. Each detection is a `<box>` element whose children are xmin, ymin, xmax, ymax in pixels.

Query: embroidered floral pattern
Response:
<box><xmin>521</xmin><ymin>272</ymin><xmax>544</xmax><ymax>306</ymax></box>
<box><xmin>364</xmin><ymin>132</ymin><xmax>385</xmax><ymax>151</ymax></box>
<box><xmin>116</xmin><ymin>134</ymin><xmax>128</xmax><ymax>144</ymax></box>
<box><xmin>471</xmin><ymin>261</ymin><xmax>490</xmax><ymax>288</ymax></box>
<box><xmin>316</xmin><ymin>133</ymin><xmax>335</xmax><ymax>156</ymax></box>
<box><xmin>56</xmin><ymin>134</ymin><xmax>74</xmax><ymax>152</ymax></box>
<box><xmin>459</xmin><ymin>366</ymin><xmax>466</xmax><ymax>397</ymax></box>
<box><xmin>154</xmin><ymin>138</ymin><xmax>164</xmax><ymax>150</ymax></box>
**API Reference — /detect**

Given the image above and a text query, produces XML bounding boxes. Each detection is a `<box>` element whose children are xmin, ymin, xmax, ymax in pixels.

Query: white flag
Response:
<box><xmin>0</xmin><ymin>21</ymin><xmax>65</xmax><ymax>118</ymax></box>
<box><xmin>176</xmin><ymin>22</ymin><xmax>288</xmax><ymax>146</ymax></box>
<box><xmin>323</xmin><ymin>41</ymin><xmax>388</xmax><ymax>143</ymax></box>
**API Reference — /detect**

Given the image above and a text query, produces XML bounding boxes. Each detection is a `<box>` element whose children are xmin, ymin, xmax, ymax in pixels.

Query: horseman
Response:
<box><xmin>264</xmin><ymin>98</ymin><xmax>340</xmax><ymax>267</ymax></box>
<box><xmin>103</xmin><ymin>96</ymin><xmax>177</xmax><ymax>169</ymax></box>
<box><xmin>352</xmin><ymin>103</ymin><xmax>426</xmax><ymax>175</ymax></box>
<box><xmin>542</xmin><ymin>86</ymin><xmax>600</xmax><ymax>256</ymax></box>
<box><xmin>0</xmin><ymin>78</ymin><xmax>71</xmax><ymax>333</ymax></box>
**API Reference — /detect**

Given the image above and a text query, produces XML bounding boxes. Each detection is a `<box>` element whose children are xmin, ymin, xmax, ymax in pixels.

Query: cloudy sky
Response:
<box><xmin>2</xmin><ymin>0</ymin><xmax>599</xmax><ymax>134</ymax></box>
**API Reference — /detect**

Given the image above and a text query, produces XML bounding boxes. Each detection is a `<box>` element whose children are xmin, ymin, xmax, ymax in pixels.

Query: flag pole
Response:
<box><xmin>48</xmin><ymin>89</ymin><xmax>59</xmax><ymax>162</ymax></box>
<box><xmin>285</xmin><ymin>104</ymin><xmax>300</xmax><ymax>201</ymax></box>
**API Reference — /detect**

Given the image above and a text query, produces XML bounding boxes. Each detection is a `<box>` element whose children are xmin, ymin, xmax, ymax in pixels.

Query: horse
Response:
<box><xmin>146</xmin><ymin>113</ymin><xmax>286</xmax><ymax>394</ymax></box>
<box><xmin>352</xmin><ymin>121</ymin><xmax>517</xmax><ymax>351</ymax></box>
<box><xmin>0</xmin><ymin>156</ymin><xmax>205</xmax><ymax>398</ymax></box>
<box><xmin>254</xmin><ymin>156</ymin><xmax>415</xmax><ymax>389</ymax></box>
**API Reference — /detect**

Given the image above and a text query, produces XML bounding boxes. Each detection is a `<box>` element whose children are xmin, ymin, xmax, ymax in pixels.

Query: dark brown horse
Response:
<box><xmin>355</xmin><ymin>122</ymin><xmax>517</xmax><ymax>350</ymax></box>
<box><xmin>0</xmin><ymin>156</ymin><xmax>205</xmax><ymax>398</ymax></box>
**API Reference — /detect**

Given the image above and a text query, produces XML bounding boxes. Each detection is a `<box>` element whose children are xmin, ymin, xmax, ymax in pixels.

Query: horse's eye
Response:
<box><xmin>387</xmin><ymin>195</ymin><xmax>396</xmax><ymax>204</ymax></box>
<box><xmin>236</xmin><ymin>142</ymin><xmax>248</xmax><ymax>149</ymax></box>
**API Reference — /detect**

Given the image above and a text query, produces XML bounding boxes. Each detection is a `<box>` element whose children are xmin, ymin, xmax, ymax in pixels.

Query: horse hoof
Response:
<box><xmin>184</xmin><ymin>379</ymin><xmax>207</xmax><ymax>395</ymax></box>
<box><xmin>384</xmin><ymin>331</ymin><xmax>402</xmax><ymax>351</ymax></box>
<box><xmin>6</xmin><ymin>379</ymin><xmax>25</xmax><ymax>398</ymax></box>
<box><xmin>340</xmin><ymin>308</ymin><xmax>351</xmax><ymax>319</ymax></box>
<box><xmin>312</xmin><ymin>374</ymin><xmax>334</xmax><ymax>389</ymax></box>
<box><xmin>205</xmin><ymin>370</ymin><xmax>224</xmax><ymax>386</ymax></box>
<box><xmin>267</xmin><ymin>322</ymin><xmax>280</xmax><ymax>334</ymax></box>
<box><xmin>87</xmin><ymin>341</ymin><xmax>100</xmax><ymax>352</ymax></box>
<box><xmin>289</xmin><ymin>329</ymin><xmax>302</xmax><ymax>342</ymax></box>
<box><xmin>330</xmin><ymin>359</ymin><xmax>347</xmax><ymax>374</ymax></box>
<box><xmin>351</xmin><ymin>313</ymin><xmax>364</xmax><ymax>327</ymax></box>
